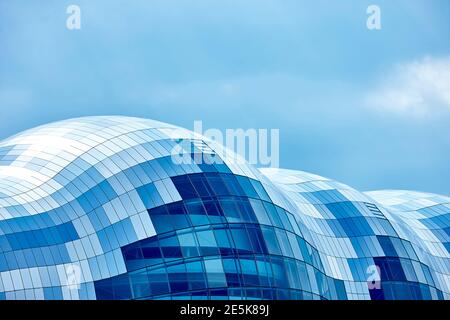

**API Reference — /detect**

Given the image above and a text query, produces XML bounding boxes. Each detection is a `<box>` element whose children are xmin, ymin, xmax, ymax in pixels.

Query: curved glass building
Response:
<box><xmin>0</xmin><ymin>116</ymin><xmax>448</xmax><ymax>300</ymax></box>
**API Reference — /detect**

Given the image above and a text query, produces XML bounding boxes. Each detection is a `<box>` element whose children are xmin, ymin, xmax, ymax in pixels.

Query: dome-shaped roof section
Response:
<box><xmin>366</xmin><ymin>189</ymin><xmax>450</xmax><ymax>211</ymax></box>
<box><xmin>0</xmin><ymin>116</ymin><xmax>263</xmax><ymax>210</ymax></box>
<box><xmin>0</xmin><ymin>117</ymin><xmax>198</xmax><ymax>200</ymax></box>
<box><xmin>259</xmin><ymin>167</ymin><xmax>372</xmax><ymax>204</ymax></box>
<box><xmin>0</xmin><ymin>116</ymin><xmax>179</xmax><ymax>149</ymax></box>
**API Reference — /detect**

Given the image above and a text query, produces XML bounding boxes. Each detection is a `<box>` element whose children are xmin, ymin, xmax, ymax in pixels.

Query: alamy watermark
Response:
<box><xmin>65</xmin><ymin>264</ymin><xmax>82</xmax><ymax>290</ymax></box>
<box><xmin>367</xmin><ymin>264</ymin><xmax>382</xmax><ymax>290</ymax></box>
<box><xmin>171</xmin><ymin>121</ymin><xmax>280</xmax><ymax>168</ymax></box>
<box><xmin>367</xmin><ymin>5</ymin><xmax>381</xmax><ymax>30</ymax></box>
<box><xmin>65</xmin><ymin>5</ymin><xmax>380</xmax><ymax>31</ymax></box>
<box><xmin>66</xmin><ymin>5</ymin><xmax>81</xmax><ymax>30</ymax></box>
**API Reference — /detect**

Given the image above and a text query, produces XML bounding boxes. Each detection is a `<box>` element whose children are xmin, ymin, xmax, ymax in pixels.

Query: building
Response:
<box><xmin>0</xmin><ymin>116</ymin><xmax>448</xmax><ymax>300</ymax></box>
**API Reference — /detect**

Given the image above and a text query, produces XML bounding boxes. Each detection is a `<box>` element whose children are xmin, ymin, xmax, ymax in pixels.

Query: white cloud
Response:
<box><xmin>366</xmin><ymin>56</ymin><xmax>450</xmax><ymax>117</ymax></box>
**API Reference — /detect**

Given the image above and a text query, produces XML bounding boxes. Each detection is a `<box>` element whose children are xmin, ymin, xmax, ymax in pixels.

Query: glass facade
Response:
<box><xmin>0</xmin><ymin>116</ymin><xmax>448</xmax><ymax>300</ymax></box>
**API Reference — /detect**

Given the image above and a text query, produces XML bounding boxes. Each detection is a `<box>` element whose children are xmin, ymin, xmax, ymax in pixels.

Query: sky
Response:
<box><xmin>0</xmin><ymin>0</ymin><xmax>450</xmax><ymax>195</ymax></box>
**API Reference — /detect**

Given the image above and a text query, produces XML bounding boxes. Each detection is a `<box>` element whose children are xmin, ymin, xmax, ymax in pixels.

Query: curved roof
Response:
<box><xmin>0</xmin><ymin>116</ymin><xmax>448</xmax><ymax>300</ymax></box>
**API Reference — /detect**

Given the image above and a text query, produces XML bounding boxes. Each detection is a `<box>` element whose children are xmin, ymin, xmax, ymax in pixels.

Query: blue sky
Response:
<box><xmin>1</xmin><ymin>0</ymin><xmax>450</xmax><ymax>195</ymax></box>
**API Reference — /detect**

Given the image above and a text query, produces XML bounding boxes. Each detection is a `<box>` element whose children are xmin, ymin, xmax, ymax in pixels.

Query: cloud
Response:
<box><xmin>366</xmin><ymin>56</ymin><xmax>450</xmax><ymax>117</ymax></box>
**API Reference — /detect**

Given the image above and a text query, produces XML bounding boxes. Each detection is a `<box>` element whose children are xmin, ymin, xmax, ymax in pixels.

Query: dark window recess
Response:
<box><xmin>373</xmin><ymin>256</ymin><xmax>407</xmax><ymax>282</ymax></box>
